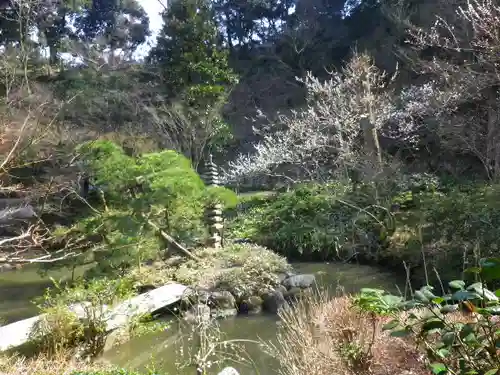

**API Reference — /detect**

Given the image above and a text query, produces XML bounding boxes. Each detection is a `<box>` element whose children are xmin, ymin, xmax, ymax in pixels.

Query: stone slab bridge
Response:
<box><xmin>0</xmin><ymin>282</ymin><xmax>189</xmax><ymax>352</ymax></box>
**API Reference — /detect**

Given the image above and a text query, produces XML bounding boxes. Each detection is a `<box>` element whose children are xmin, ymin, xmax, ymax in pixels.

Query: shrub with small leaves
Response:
<box><xmin>31</xmin><ymin>277</ymin><xmax>137</xmax><ymax>357</ymax></box>
<box><xmin>227</xmin><ymin>182</ymin><xmax>392</xmax><ymax>260</ymax></box>
<box><xmin>54</xmin><ymin>140</ymin><xmax>237</xmax><ymax>277</ymax></box>
<box><xmin>172</xmin><ymin>242</ymin><xmax>291</xmax><ymax>297</ymax></box>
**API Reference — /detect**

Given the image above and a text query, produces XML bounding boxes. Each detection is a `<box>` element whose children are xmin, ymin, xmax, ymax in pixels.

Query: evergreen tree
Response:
<box><xmin>148</xmin><ymin>0</ymin><xmax>237</xmax><ymax>105</ymax></box>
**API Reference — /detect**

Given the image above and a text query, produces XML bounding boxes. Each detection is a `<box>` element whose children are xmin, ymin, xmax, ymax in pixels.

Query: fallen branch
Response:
<box><xmin>0</xmin><ymin>222</ymin><xmax>87</xmax><ymax>264</ymax></box>
<box><xmin>0</xmin><ymin>231</ymin><xmax>32</xmax><ymax>247</ymax></box>
<box><xmin>142</xmin><ymin>214</ymin><xmax>201</xmax><ymax>262</ymax></box>
<box><xmin>0</xmin><ymin>252</ymin><xmax>79</xmax><ymax>264</ymax></box>
<box><xmin>0</xmin><ymin>109</ymin><xmax>32</xmax><ymax>172</ymax></box>
<box><xmin>0</xmin><ymin>184</ymin><xmax>27</xmax><ymax>198</ymax></box>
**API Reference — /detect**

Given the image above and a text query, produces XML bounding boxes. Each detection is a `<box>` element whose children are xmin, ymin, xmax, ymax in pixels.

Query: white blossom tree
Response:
<box><xmin>387</xmin><ymin>0</ymin><xmax>500</xmax><ymax>179</ymax></box>
<box><xmin>224</xmin><ymin>0</ymin><xmax>500</xmax><ymax>185</ymax></box>
<box><xmin>222</xmin><ymin>52</ymin><xmax>401</xmax><ymax>185</ymax></box>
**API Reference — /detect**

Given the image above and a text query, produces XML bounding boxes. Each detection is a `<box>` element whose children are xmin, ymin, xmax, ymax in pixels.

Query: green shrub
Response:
<box><xmin>78</xmin><ymin>140</ymin><xmax>237</xmax><ymax>211</ymax></box>
<box><xmin>227</xmin><ymin>176</ymin><xmax>500</xmax><ymax>286</ymax></box>
<box><xmin>31</xmin><ymin>277</ymin><xmax>137</xmax><ymax>357</ymax></box>
<box><xmin>386</xmin><ymin>183</ymin><xmax>500</xmax><ymax>284</ymax></box>
<box><xmin>237</xmin><ymin>191</ymin><xmax>277</xmax><ymax>207</ymax></box>
<box><xmin>227</xmin><ymin>182</ymin><xmax>390</xmax><ymax>260</ymax></box>
<box><xmin>50</xmin><ymin>140</ymin><xmax>237</xmax><ymax>277</ymax></box>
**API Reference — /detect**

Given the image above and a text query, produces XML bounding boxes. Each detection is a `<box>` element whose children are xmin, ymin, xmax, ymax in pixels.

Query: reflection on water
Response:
<box><xmin>0</xmin><ymin>264</ymin><xmax>92</xmax><ymax>324</ymax></box>
<box><xmin>102</xmin><ymin>262</ymin><xmax>403</xmax><ymax>375</ymax></box>
<box><xmin>103</xmin><ymin>315</ymin><xmax>281</xmax><ymax>375</ymax></box>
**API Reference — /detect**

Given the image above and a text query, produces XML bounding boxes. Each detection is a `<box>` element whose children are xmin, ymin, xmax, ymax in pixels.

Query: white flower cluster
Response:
<box><xmin>223</xmin><ymin>0</ymin><xmax>500</xmax><ymax>184</ymax></box>
<box><xmin>222</xmin><ymin>54</ymin><xmax>401</xmax><ymax>184</ymax></box>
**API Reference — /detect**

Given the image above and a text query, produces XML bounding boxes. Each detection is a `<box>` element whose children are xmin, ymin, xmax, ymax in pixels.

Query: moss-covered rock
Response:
<box><xmin>170</xmin><ymin>243</ymin><xmax>292</xmax><ymax>298</ymax></box>
<box><xmin>129</xmin><ymin>242</ymin><xmax>293</xmax><ymax>317</ymax></box>
<box><xmin>238</xmin><ymin>296</ymin><xmax>263</xmax><ymax>314</ymax></box>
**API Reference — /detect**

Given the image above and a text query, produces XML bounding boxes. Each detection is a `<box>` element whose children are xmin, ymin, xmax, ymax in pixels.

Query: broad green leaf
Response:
<box><xmin>478</xmin><ymin>306</ymin><xmax>500</xmax><ymax>315</ymax></box>
<box><xmin>423</xmin><ymin>289</ymin><xmax>438</xmax><ymax>300</ymax></box>
<box><xmin>432</xmin><ymin>297</ymin><xmax>445</xmax><ymax>304</ymax></box>
<box><xmin>420</xmin><ymin>285</ymin><xmax>435</xmax><ymax>292</ymax></box>
<box><xmin>436</xmin><ymin>348</ymin><xmax>450</xmax><ymax>358</ymax></box>
<box><xmin>381</xmin><ymin>294</ymin><xmax>403</xmax><ymax>306</ymax></box>
<box><xmin>390</xmin><ymin>329</ymin><xmax>411</xmax><ymax>337</ymax></box>
<box><xmin>448</xmin><ymin>280</ymin><xmax>465</xmax><ymax>290</ymax></box>
<box><xmin>459</xmin><ymin>323</ymin><xmax>475</xmax><ymax>339</ymax></box>
<box><xmin>462</xmin><ymin>332</ymin><xmax>477</xmax><ymax>343</ymax></box>
<box><xmin>422</xmin><ymin>318</ymin><xmax>445</xmax><ymax>333</ymax></box>
<box><xmin>479</xmin><ymin>257</ymin><xmax>500</xmax><ymax>268</ymax></box>
<box><xmin>442</xmin><ymin>331</ymin><xmax>456</xmax><ymax>346</ymax></box>
<box><xmin>467</xmin><ymin>283</ymin><xmax>498</xmax><ymax>302</ymax></box>
<box><xmin>430</xmin><ymin>362</ymin><xmax>448</xmax><ymax>375</ymax></box>
<box><xmin>479</xmin><ymin>258</ymin><xmax>500</xmax><ymax>281</ymax></box>
<box><xmin>414</xmin><ymin>290</ymin><xmax>430</xmax><ymax>303</ymax></box>
<box><xmin>484</xmin><ymin>369</ymin><xmax>498</xmax><ymax>375</ymax></box>
<box><xmin>382</xmin><ymin>319</ymin><xmax>399</xmax><ymax>330</ymax></box>
<box><xmin>452</xmin><ymin>290</ymin><xmax>479</xmax><ymax>301</ymax></box>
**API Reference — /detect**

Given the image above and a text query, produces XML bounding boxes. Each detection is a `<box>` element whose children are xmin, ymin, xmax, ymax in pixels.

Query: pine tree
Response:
<box><xmin>148</xmin><ymin>0</ymin><xmax>237</xmax><ymax>105</ymax></box>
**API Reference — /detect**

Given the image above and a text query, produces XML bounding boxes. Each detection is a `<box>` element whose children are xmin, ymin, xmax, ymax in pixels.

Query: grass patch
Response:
<box><xmin>0</xmin><ymin>352</ymin><xmax>113</xmax><ymax>375</ymax></box>
<box><xmin>263</xmin><ymin>291</ymin><xmax>427</xmax><ymax>375</ymax></box>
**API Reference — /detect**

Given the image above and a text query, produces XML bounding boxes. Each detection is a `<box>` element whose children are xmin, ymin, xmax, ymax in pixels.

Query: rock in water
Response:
<box><xmin>282</xmin><ymin>274</ymin><xmax>316</xmax><ymax>289</ymax></box>
<box><xmin>218</xmin><ymin>367</ymin><xmax>239</xmax><ymax>375</ymax></box>
<box><xmin>239</xmin><ymin>295</ymin><xmax>263</xmax><ymax>314</ymax></box>
<box><xmin>262</xmin><ymin>289</ymin><xmax>287</xmax><ymax>313</ymax></box>
<box><xmin>210</xmin><ymin>290</ymin><xmax>236</xmax><ymax>309</ymax></box>
<box><xmin>212</xmin><ymin>308</ymin><xmax>238</xmax><ymax>319</ymax></box>
<box><xmin>277</xmin><ymin>271</ymin><xmax>296</xmax><ymax>283</ymax></box>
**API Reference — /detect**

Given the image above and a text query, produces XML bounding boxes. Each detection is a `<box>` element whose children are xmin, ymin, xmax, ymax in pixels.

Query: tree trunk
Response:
<box><xmin>49</xmin><ymin>45</ymin><xmax>58</xmax><ymax>66</ymax></box>
<box><xmin>486</xmin><ymin>86</ymin><xmax>500</xmax><ymax>180</ymax></box>
<box><xmin>360</xmin><ymin>116</ymin><xmax>382</xmax><ymax>170</ymax></box>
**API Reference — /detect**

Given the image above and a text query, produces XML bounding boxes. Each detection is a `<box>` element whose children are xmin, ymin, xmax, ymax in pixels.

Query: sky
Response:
<box><xmin>136</xmin><ymin>0</ymin><xmax>165</xmax><ymax>57</ymax></box>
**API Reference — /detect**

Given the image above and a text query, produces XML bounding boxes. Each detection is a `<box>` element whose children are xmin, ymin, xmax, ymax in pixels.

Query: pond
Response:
<box><xmin>0</xmin><ymin>264</ymin><xmax>92</xmax><ymax>324</ymax></box>
<box><xmin>0</xmin><ymin>262</ymin><xmax>404</xmax><ymax>374</ymax></box>
<box><xmin>101</xmin><ymin>262</ymin><xmax>404</xmax><ymax>375</ymax></box>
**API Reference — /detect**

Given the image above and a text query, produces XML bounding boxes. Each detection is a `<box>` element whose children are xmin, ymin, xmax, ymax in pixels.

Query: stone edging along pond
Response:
<box><xmin>0</xmin><ymin>243</ymin><xmax>316</xmax><ymax>354</ymax></box>
<box><xmin>180</xmin><ymin>272</ymin><xmax>317</xmax><ymax>322</ymax></box>
<box><xmin>133</xmin><ymin>243</ymin><xmax>318</xmax><ymax>322</ymax></box>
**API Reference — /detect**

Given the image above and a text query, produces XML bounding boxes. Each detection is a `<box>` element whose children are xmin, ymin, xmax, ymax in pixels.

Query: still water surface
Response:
<box><xmin>102</xmin><ymin>262</ymin><xmax>403</xmax><ymax>375</ymax></box>
<box><xmin>0</xmin><ymin>262</ymin><xmax>403</xmax><ymax>374</ymax></box>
